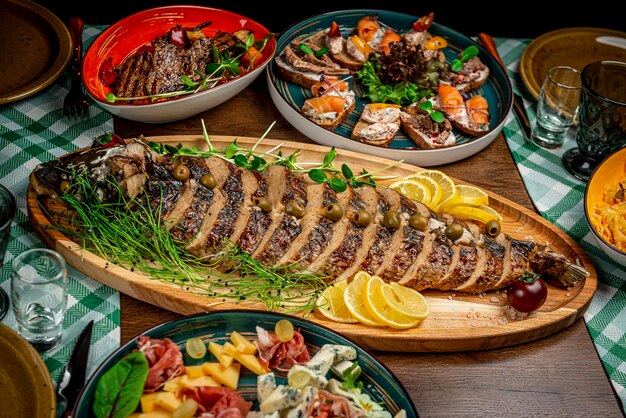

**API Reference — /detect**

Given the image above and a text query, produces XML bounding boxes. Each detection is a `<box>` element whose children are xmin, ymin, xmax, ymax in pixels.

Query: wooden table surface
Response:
<box><xmin>114</xmin><ymin>75</ymin><xmax>624</xmax><ymax>417</ymax></box>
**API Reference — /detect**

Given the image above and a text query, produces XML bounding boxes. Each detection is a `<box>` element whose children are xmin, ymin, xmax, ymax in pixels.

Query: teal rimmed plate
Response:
<box><xmin>267</xmin><ymin>9</ymin><xmax>513</xmax><ymax>167</ymax></box>
<box><xmin>72</xmin><ymin>310</ymin><xmax>418</xmax><ymax>417</ymax></box>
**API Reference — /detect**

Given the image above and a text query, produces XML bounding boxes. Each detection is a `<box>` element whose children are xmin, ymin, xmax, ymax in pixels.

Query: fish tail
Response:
<box><xmin>530</xmin><ymin>245</ymin><xmax>590</xmax><ymax>287</ymax></box>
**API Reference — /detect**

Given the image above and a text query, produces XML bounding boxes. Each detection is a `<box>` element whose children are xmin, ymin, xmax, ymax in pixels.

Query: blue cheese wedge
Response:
<box><xmin>257</xmin><ymin>372</ymin><xmax>277</xmax><ymax>404</ymax></box>
<box><xmin>259</xmin><ymin>384</ymin><xmax>302</xmax><ymax>414</ymax></box>
<box><xmin>285</xmin><ymin>386</ymin><xmax>318</xmax><ymax>418</ymax></box>
<box><xmin>320</xmin><ymin>344</ymin><xmax>357</xmax><ymax>362</ymax></box>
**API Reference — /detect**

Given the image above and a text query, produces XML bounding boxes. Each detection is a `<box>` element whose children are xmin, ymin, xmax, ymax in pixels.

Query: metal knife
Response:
<box><xmin>58</xmin><ymin>320</ymin><xmax>94</xmax><ymax>418</ymax></box>
<box><xmin>478</xmin><ymin>32</ymin><xmax>533</xmax><ymax>139</ymax></box>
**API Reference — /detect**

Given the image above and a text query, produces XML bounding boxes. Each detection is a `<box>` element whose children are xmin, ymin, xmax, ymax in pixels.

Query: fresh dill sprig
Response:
<box><xmin>49</xmin><ymin>172</ymin><xmax>326</xmax><ymax>313</ymax></box>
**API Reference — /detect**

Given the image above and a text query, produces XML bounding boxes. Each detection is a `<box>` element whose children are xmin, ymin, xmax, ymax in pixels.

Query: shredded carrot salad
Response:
<box><xmin>591</xmin><ymin>176</ymin><xmax>626</xmax><ymax>252</ymax></box>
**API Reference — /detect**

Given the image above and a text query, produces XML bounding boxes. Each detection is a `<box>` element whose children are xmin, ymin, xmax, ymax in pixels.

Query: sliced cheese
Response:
<box><xmin>184</xmin><ymin>364</ymin><xmax>208</xmax><ymax>379</ymax></box>
<box><xmin>223</xmin><ymin>342</ymin><xmax>269</xmax><ymax>375</ymax></box>
<box><xmin>209</xmin><ymin>341</ymin><xmax>234</xmax><ymax>367</ymax></box>
<box><xmin>140</xmin><ymin>392</ymin><xmax>160</xmax><ymax>413</ymax></box>
<box><xmin>154</xmin><ymin>391</ymin><xmax>182</xmax><ymax>412</ymax></box>
<box><xmin>180</xmin><ymin>374</ymin><xmax>220</xmax><ymax>389</ymax></box>
<box><xmin>162</xmin><ymin>376</ymin><xmax>182</xmax><ymax>393</ymax></box>
<box><xmin>230</xmin><ymin>331</ymin><xmax>257</xmax><ymax>354</ymax></box>
<box><xmin>203</xmin><ymin>361</ymin><xmax>241</xmax><ymax>390</ymax></box>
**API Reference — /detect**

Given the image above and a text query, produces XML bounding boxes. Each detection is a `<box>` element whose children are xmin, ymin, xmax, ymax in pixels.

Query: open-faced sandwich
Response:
<box><xmin>400</xmin><ymin>98</ymin><xmax>456</xmax><ymax>149</ymax></box>
<box><xmin>301</xmin><ymin>76</ymin><xmax>356</xmax><ymax>130</ymax></box>
<box><xmin>351</xmin><ymin>103</ymin><xmax>402</xmax><ymax>147</ymax></box>
<box><xmin>433</xmin><ymin>84</ymin><xmax>491</xmax><ymax>136</ymax></box>
<box><xmin>274</xmin><ymin>36</ymin><xmax>350</xmax><ymax>89</ymax></box>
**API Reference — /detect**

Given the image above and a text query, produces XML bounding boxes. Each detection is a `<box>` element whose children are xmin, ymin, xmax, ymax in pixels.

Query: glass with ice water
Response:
<box><xmin>531</xmin><ymin>66</ymin><xmax>582</xmax><ymax>149</ymax></box>
<box><xmin>10</xmin><ymin>248</ymin><xmax>68</xmax><ymax>352</ymax></box>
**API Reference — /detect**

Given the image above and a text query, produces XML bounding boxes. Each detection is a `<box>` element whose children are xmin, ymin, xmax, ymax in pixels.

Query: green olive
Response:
<box><xmin>382</xmin><ymin>210</ymin><xmax>401</xmax><ymax>229</ymax></box>
<box><xmin>325</xmin><ymin>203</ymin><xmax>343</xmax><ymax>222</ymax></box>
<box><xmin>253</xmin><ymin>197</ymin><xmax>272</xmax><ymax>213</ymax></box>
<box><xmin>409</xmin><ymin>214</ymin><xmax>428</xmax><ymax>231</ymax></box>
<box><xmin>445</xmin><ymin>224</ymin><xmax>464</xmax><ymax>241</ymax></box>
<box><xmin>485</xmin><ymin>219</ymin><xmax>501</xmax><ymax>237</ymax></box>
<box><xmin>285</xmin><ymin>200</ymin><xmax>305</xmax><ymax>219</ymax></box>
<box><xmin>354</xmin><ymin>210</ymin><xmax>371</xmax><ymax>227</ymax></box>
<box><xmin>173</xmin><ymin>164</ymin><xmax>190</xmax><ymax>181</ymax></box>
<box><xmin>200</xmin><ymin>173</ymin><xmax>216</xmax><ymax>189</ymax></box>
<box><xmin>59</xmin><ymin>180</ymin><xmax>71</xmax><ymax>193</ymax></box>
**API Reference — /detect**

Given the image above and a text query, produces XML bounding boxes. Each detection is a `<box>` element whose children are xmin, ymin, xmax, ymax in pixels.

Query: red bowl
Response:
<box><xmin>82</xmin><ymin>5</ymin><xmax>276</xmax><ymax>122</ymax></box>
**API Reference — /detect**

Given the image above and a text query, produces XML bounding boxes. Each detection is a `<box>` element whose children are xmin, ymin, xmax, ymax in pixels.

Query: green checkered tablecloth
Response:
<box><xmin>0</xmin><ymin>24</ymin><xmax>119</xmax><ymax>409</ymax></box>
<box><xmin>497</xmin><ymin>37</ymin><xmax>626</xmax><ymax>412</ymax></box>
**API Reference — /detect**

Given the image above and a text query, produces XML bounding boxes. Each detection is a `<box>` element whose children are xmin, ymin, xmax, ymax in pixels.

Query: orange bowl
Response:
<box><xmin>82</xmin><ymin>5</ymin><xmax>276</xmax><ymax>123</ymax></box>
<box><xmin>584</xmin><ymin>146</ymin><xmax>626</xmax><ymax>266</ymax></box>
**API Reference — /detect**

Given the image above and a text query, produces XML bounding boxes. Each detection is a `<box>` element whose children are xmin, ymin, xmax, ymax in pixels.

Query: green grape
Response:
<box><xmin>185</xmin><ymin>337</ymin><xmax>207</xmax><ymax>359</ymax></box>
<box><xmin>275</xmin><ymin>319</ymin><xmax>295</xmax><ymax>342</ymax></box>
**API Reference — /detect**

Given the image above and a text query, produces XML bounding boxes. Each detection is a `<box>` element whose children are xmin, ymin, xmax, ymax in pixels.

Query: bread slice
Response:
<box><xmin>399</xmin><ymin>103</ymin><xmax>456</xmax><ymax>149</ymax></box>
<box><xmin>274</xmin><ymin>55</ymin><xmax>323</xmax><ymax>89</ymax></box>
<box><xmin>451</xmin><ymin>57</ymin><xmax>490</xmax><ymax>93</ymax></box>
<box><xmin>350</xmin><ymin>103</ymin><xmax>402</xmax><ymax>147</ymax></box>
<box><xmin>301</xmin><ymin>94</ymin><xmax>356</xmax><ymax>130</ymax></box>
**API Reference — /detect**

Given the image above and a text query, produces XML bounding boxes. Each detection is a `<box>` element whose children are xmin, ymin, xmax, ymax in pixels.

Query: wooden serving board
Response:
<box><xmin>27</xmin><ymin>135</ymin><xmax>597</xmax><ymax>352</ymax></box>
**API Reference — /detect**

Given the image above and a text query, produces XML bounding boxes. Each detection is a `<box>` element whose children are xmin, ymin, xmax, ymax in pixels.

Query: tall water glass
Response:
<box><xmin>562</xmin><ymin>60</ymin><xmax>626</xmax><ymax>181</ymax></box>
<box><xmin>10</xmin><ymin>248</ymin><xmax>68</xmax><ymax>352</ymax></box>
<box><xmin>531</xmin><ymin>66</ymin><xmax>582</xmax><ymax>149</ymax></box>
<box><xmin>0</xmin><ymin>184</ymin><xmax>16</xmax><ymax>321</ymax></box>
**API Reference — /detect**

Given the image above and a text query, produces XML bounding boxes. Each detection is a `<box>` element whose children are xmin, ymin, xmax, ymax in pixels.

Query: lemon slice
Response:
<box><xmin>381</xmin><ymin>283</ymin><xmax>430</xmax><ymax>320</ymax></box>
<box><xmin>316</xmin><ymin>279</ymin><xmax>359</xmax><ymax>323</ymax></box>
<box><xmin>412</xmin><ymin>169</ymin><xmax>458</xmax><ymax>210</ymax></box>
<box><xmin>343</xmin><ymin>272</ymin><xmax>384</xmax><ymax>327</ymax></box>
<box><xmin>389</xmin><ymin>179</ymin><xmax>432</xmax><ymax>205</ymax></box>
<box><xmin>363</xmin><ymin>276</ymin><xmax>421</xmax><ymax>330</ymax></box>
<box><xmin>445</xmin><ymin>204</ymin><xmax>503</xmax><ymax>224</ymax></box>
<box><xmin>437</xmin><ymin>184</ymin><xmax>490</xmax><ymax>211</ymax></box>
<box><xmin>406</xmin><ymin>174</ymin><xmax>443</xmax><ymax>208</ymax></box>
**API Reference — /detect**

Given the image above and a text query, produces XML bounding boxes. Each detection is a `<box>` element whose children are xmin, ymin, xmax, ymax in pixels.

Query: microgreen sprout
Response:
<box><xmin>419</xmin><ymin>100</ymin><xmax>445</xmax><ymax>123</ymax></box>
<box><xmin>450</xmin><ymin>45</ymin><xmax>479</xmax><ymax>72</ymax></box>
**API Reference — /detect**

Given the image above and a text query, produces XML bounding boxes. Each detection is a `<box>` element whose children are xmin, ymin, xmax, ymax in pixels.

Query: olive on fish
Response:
<box><xmin>445</xmin><ymin>224</ymin><xmax>464</xmax><ymax>241</ymax></box>
<box><xmin>200</xmin><ymin>173</ymin><xmax>216</xmax><ymax>189</ymax></box>
<box><xmin>409</xmin><ymin>214</ymin><xmax>428</xmax><ymax>231</ymax></box>
<box><xmin>485</xmin><ymin>219</ymin><xmax>501</xmax><ymax>237</ymax></box>
<box><xmin>173</xmin><ymin>164</ymin><xmax>190</xmax><ymax>181</ymax></box>
<box><xmin>325</xmin><ymin>203</ymin><xmax>343</xmax><ymax>222</ymax></box>
<box><xmin>253</xmin><ymin>197</ymin><xmax>272</xmax><ymax>213</ymax></box>
<box><xmin>354</xmin><ymin>210</ymin><xmax>371</xmax><ymax>227</ymax></box>
<box><xmin>285</xmin><ymin>200</ymin><xmax>305</xmax><ymax>219</ymax></box>
<box><xmin>383</xmin><ymin>210</ymin><xmax>401</xmax><ymax>229</ymax></box>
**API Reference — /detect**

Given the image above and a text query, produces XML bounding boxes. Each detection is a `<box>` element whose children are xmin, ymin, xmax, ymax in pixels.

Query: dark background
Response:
<box><xmin>35</xmin><ymin>0</ymin><xmax>625</xmax><ymax>39</ymax></box>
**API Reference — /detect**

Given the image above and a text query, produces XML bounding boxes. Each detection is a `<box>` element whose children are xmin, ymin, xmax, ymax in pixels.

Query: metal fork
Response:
<box><xmin>63</xmin><ymin>17</ymin><xmax>89</xmax><ymax>119</ymax></box>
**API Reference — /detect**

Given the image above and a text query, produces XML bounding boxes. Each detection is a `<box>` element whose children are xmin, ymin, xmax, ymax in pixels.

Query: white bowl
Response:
<box><xmin>82</xmin><ymin>5</ymin><xmax>276</xmax><ymax>123</ymax></box>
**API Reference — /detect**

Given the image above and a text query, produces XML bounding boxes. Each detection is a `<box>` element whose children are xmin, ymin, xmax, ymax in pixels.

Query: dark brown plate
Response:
<box><xmin>0</xmin><ymin>0</ymin><xmax>73</xmax><ymax>105</ymax></box>
<box><xmin>0</xmin><ymin>323</ymin><xmax>56</xmax><ymax>417</ymax></box>
<box><xmin>520</xmin><ymin>27</ymin><xmax>626</xmax><ymax>101</ymax></box>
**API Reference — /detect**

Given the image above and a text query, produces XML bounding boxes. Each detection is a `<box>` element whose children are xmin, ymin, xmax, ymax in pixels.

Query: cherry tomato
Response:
<box><xmin>328</xmin><ymin>21</ymin><xmax>341</xmax><ymax>38</ymax></box>
<box><xmin>412</xmin><ymin>12</ymin><xmax>435</xmax><ymax>32</ymax></box>
<box><xmin>506</xmin><ymin>272</ymin><xmax>548</xmax><ymax>313</ymax></box>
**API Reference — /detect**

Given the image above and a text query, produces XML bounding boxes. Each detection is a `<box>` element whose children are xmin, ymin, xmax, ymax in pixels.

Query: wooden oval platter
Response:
<box><xmin>27</xmin><ymin>135</ymin><xmax>597</xmax><ymax>352</ymax></box>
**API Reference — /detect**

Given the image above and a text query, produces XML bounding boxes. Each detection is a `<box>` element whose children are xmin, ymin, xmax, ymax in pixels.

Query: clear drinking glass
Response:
<box><xmin>531</xmin><ymin>66</ymin><xmax>582</xmax><ymax>149</ymax></box>
<box><xmin>0</xmin><ymin>184</ymin><xmax>16</xmax><ymax>321</ymax></box>
<box><xmin>562</xmin><ymin>60</ymin><xmax>626</xmax><ymax>181</ymax></box>
<box><xmin>10</xmin><ymin>248</ymin><xmax>68</xmax><ymax>352</ymax></box>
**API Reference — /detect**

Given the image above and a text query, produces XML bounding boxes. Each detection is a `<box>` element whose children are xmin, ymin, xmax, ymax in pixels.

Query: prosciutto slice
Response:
<box><xmin>306</xmin><ymin>389</ymin><xmax>364</xmax><ymax>418</ymax></box>
<box><xmin>255</xmin><ymin>325</ymin><xmax>310</xmax><ymax>371</ymax></box>
<box><xmin>180</xmin><ymin>386</ymin><xmax>252</xmax><ymax>418</ymax></box>
<box><xmin>136</xmin><ymin>335</ymin><xmax>185</xmax><ymax>392</ymax></box>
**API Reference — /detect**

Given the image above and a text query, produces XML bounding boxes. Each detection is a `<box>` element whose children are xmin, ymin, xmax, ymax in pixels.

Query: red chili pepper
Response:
<box><xmin>412</xmin><ymin>12</ymin><xmax>435</xmax><ymax>32</ymax></box>
<box><xmin>328</xmin><ymin>21</ymin><xmax>341</xmax><ymax>38</ymax></box>
<box><xmin>98</xmin><ymin>57</ymin><xmax>117</xmax><ymax>87</ymax></box>
<box><xmin>93</xmin><ymin>134</ymin><xmax>125</xmax><ymax>149</ymax></box>
<box><xmin>167</xmin><ymin>24</ymin><xmax>190</xmax><ymax>48</ymax></box>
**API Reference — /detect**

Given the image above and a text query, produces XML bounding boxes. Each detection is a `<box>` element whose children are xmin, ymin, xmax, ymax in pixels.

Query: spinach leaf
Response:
<box><xmin>92</xmin><ymin>350</ymin><xmax>149</xmax><ymax>418</ymax></box>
